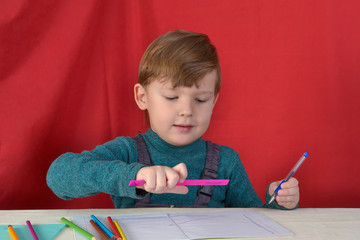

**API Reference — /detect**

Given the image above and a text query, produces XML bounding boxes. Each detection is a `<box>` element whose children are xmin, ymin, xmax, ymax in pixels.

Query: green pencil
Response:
<box><xmin>61</xmin><ymin>217</ymin><xmax>96</xmax><ymax>240</ymax></box>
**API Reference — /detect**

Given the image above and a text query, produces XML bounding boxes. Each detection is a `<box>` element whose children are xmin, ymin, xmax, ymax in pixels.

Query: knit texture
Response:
<box><xmin>47</xmin><ymin>129</ymin><xmax>284</xmax><ymax>209</ymax></box>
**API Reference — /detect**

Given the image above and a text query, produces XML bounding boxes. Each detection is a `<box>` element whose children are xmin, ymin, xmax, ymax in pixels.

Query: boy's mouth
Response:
<box><xmin>173</xmin><ymin>124</ymin><xmax>194</xmax><ymax>132</ymax></box>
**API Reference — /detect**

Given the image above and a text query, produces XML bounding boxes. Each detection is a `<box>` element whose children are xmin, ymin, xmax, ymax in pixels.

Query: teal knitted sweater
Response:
<box><xmin>47</xmin><ymin>129</ymin><xmax>283</xmax><ymax>209</ymax></box>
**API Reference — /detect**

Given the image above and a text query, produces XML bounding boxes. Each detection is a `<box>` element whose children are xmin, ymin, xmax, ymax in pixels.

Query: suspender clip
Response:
<box><xmin>197</xmin><ymin>185</ymin><xmax>215</xmax><ymax>198</ymax></box>
<box><xmin>197</xmin><ymin>169</ymin><xmax>217</xmax><ymax>198</ymax></box>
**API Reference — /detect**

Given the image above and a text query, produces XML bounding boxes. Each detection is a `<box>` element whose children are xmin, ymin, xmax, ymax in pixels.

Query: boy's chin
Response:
<box><xmin>167</xmin><ymin>136</ymin><xmax>199</xmax><ymax>146</ymax></box>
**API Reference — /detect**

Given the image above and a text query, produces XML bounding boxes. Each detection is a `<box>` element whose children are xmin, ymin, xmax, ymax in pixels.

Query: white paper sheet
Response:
<box><xmin>72</xmin><ymin>209</ymin><xmax>293</xmax><ymax>240</ymax></box>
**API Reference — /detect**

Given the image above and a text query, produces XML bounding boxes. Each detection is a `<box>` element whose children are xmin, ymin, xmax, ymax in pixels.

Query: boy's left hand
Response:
<box><xmin>268</xmin><ymin>177</ymin><xmax>299</xmax><ymax>209</ymax></box>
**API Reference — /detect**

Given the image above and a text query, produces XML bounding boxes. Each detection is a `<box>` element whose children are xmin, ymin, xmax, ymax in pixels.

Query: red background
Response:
<box><xmin>1</xmin><ymin>1</ymin><xmax>359</xmax><ymax>209</ymax></box>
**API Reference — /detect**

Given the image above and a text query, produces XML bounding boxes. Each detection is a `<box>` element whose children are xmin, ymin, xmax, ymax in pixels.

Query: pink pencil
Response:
<box><xmin>26</xmin><ymin>220</ymin><xmax>39</xmax><ymax>240</ymax></box>
<box><xmin>129</xmin><ymin>179</ymin><xmax>229</xmax><ymax>187</ymax></box>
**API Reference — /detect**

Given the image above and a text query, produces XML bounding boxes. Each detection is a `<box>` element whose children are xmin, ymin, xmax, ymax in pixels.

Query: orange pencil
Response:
<box><xmin>90</xmin><ymin>220</ymin><xmax>111</xmax><ymax>240</ymax></box>
<box><xmin>107</xmin><ymin>217</ymin><xmax>122</xmax><ymax>239</ymax></box>
<box><xmin>8</xmin><ymin>225</ymin><xmax>20</xmax><ymax>240</ymax></box>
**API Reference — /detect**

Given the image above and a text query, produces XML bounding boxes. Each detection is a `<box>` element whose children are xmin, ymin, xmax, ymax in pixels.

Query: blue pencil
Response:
<box><xmin>268</xmin><ymin>152</ymin><xmax>309</xmax><ymax>204</ymax></box>
<box><xmin>90</xmin><ymin>215</ymin><xmax>117</xmax><ymax>239</ymax></box>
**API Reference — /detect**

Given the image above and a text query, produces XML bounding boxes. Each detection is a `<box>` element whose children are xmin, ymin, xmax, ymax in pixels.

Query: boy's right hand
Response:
<box><xmin>135</xmin><ymin>163</ymin><xmax>188</xmax><ymax>194</ymax></box>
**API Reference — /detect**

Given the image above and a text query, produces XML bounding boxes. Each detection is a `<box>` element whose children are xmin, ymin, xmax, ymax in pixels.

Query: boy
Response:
<box><xmin>47</xmin><ymin>30</ymin><xmax>299</xmax><ymax>209</ymax></box>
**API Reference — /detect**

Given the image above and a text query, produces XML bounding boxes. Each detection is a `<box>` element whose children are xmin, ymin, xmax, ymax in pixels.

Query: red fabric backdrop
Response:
<box><xmin>1</xmin><ymin>0</ymin><xmax>359</xmax><ymax>209</ymax></box>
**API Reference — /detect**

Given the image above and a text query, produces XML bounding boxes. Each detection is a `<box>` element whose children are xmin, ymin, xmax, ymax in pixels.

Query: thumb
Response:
<box><xmin>269</xmin><ymin>181</ymin><xmax>281</xmax><ymax>195</ymax></box>
<box><xmin>172</xmin><ymin>163</ymin><xmax>188</xmax><ymax>183</ymax></box>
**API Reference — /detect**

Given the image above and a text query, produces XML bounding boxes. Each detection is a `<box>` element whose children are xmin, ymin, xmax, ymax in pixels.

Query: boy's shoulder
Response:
<box><xmin>207</xmin><ymin>140</ymin><xmax>240</xmax><ymax>159</ymax></box>
<box><xmin>113</xmin><ymin>135</ymin><xmax>135</xmax><ymax>142</ymax></box>
<box><xmin>220</xmin><ymin>144</ymin><xmax>239</xmax><ymax>158</ymax></box>
<box><xmin>210</xmin><ymin>142</ymin><xmax>244</xmax><ymax>170</ymax></box>
<box><xmin>100</xmin><ymin>135</ymin><xmax>137</xmax><ymax>151</ymax></box>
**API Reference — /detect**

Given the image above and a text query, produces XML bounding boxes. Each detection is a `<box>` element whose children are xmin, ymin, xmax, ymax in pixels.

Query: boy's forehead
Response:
<box><xmin>155</xmin><ymin>70</ymin><xmax>218</xmax><ymax>91</ymax></box>
<box><xmin>156</xmin><ymin>79</ymin><xmax>215</xmax><ymax>93</ymax></box>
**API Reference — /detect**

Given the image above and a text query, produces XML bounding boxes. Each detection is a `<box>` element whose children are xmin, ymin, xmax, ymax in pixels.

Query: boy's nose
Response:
<box><xmin>178</xmin><ymin>100</ymin><xmax>193</xmax><ymax>117</ymax></box>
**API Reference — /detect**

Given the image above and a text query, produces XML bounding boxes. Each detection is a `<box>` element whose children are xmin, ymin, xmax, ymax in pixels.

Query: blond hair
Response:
<box><xmin>138</xmin><ymin>30</ymin><xmax>221</xmax><ymax>94</ymax></box>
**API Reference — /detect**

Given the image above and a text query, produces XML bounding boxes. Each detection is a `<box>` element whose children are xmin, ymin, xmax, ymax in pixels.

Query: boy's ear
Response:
<box><xmin>134</xmin><ymin>83</ymin><xmax>148</xmax><ymax>110</ymax></box>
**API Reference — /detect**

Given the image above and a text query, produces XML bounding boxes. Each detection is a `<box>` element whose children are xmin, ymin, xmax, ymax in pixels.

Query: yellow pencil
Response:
<box><xmin>8</xmin><ymin>225</ymin><xmax>20</xmax><ymax>240</ymax></box>
<box><xmin>114</xmin><ymin>220</ymin><xmax>127</xmax><ymax>240</ymax></box>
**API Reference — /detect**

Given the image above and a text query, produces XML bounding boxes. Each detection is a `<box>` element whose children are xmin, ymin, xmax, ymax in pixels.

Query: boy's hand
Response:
<box><xmin>135</xmin><ymin>163</ymin><xmax>188</xmax><ymax>194</ymax></box>
<box><xmin>268</xmin><ymin>177</ymin><xmax>299</xmax><ymax>209</ymax></box>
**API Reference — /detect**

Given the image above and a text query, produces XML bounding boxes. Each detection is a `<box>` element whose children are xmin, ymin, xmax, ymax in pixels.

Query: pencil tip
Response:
<box><xmin>268</xmin><ymin>195</ymin><xmax>276</xmax><ymax>205</ymax></box>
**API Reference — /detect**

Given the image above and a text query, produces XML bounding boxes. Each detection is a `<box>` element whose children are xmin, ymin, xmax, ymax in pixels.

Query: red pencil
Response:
<box><xmin>89</xmin><ymin>220</ymin><xmax>111</xmax><ymax>240</ymax></box>
<box><xmin>107</xmin><ymin>216</ymin><xmax>122</xmax><ymax>239</ymax></box>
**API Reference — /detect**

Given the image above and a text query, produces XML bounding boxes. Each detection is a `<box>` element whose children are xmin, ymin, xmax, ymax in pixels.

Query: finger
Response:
<box><xmin>276</xmin><ymin>191</ymin><xmax>300</xmax><ymax>209</ymax></box>
<box><xmin>143</xmin><ymin>175</ymin><xmax>156</xmax><ymax>192</ymax></box>
<box><xmin>140</xmin><ymin>168</ymin><xmax>156</xmax><ymax>191</ymax></box>
<box><xmin>165</xmin><ymin>186</ymin><xmax>189</xmax><ymax>194</ymax></box>
<box><xmin>164</xmin><ymin>168</ymin><xmax>180</xmax><ymax>189</ymax></box>
<box><xmin>278</xmin><ymin>182</ymin><xmax>299</xmax><ymax>194</ymax></box>
<box><xmin>277</xmin><ymin>201</ymin><xmax>298</xmax><ymax>209</ymax></box>
<box><xmin>271</xmin><ymin>178</ymin><xmax>297</xmax><ymax>195</ymax></box>
<box><xmin>281</xmin><ymin>178</ymin><xmax>299</xmax><ymax>189</ymax></box>
<box><xmin>278</xmin><ymin>186</ymin><xmax>299</xmax><ymax>196</ymax></box>
<box><xmin>154</xmin><ymin>167</ymin><xmax>167</xmax><ymax>192</ymax></box>
<box><xmin>276</xmin><ymin>194</ymin><xmax>299</xmax><ymax>203</ymax></box>
<box><xmin>172</xmin><ymin>163</ymin><xmax>188</xmax><ymax>183</ymax></box>
<box><xmin>272</xmin><ymin>185</ymin><xmax>298</xmax><ymax>199</ymax></box>
<box><xmin>277</xmin><ymin>198</ymin><xmax>299</xmax><ymax>208</ymax></box>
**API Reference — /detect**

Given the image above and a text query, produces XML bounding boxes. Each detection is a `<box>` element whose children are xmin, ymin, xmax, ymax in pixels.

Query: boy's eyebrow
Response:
<box><xmin>194</xmin><ymin>90</ymin><xmax>215</xmax><ymax>95</ymax></box>
<box><xmin>161</xmin><ymin>87</ymin><xmax>215</xmax><ymax>95</ymax></box>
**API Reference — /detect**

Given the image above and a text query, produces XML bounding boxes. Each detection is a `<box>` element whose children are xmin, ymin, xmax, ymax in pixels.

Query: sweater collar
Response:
<box><xmin>142</xmin><ymin>129</ymin><xmax>204</xmax><ymax>156</ymax></box>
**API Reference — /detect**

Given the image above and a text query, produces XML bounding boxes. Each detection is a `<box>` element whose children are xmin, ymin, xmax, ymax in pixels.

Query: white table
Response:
<box><xmin>1</xmin><ymin>208</ymin><xmax>359</xmax><ymax>239</ymax></box>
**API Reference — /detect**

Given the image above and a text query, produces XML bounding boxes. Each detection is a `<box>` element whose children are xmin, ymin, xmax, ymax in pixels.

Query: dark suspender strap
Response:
<box><xmin>135</xmin><ymin>194</ymin><xmax>152</xmax><ymax>207</ymax></box>
<box><xmin>133</xmin><ymin>134</ymin><xmax>152</xmax><ymax>165</ymax></box>
<box><xmin>133</xmin><ymin>134</ymin><xmax>152</xmax><ymax>207</ymax></box>
<box><xmin>193</xmin><ymin>141</ymin><xmax>220</xmax><ymax>207</ymax></box>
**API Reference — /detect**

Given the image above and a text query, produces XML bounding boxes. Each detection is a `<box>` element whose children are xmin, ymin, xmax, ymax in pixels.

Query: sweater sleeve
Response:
<box><xmin>224</xmin><ymin>149</ymin><xmax>296</xmax><ymax>210</ymax></box>
<box><xmin>224</xmin><ymin>151</ymin><xmax>263</xmax><ymax>207</ymax></box>
<box><xmin>46</xmin><ymin>137</ymin><xmax>145</xmax><ymax>200</ymax></box>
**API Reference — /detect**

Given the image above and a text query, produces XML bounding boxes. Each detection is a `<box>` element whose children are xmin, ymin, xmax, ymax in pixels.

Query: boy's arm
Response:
<box><xmin>225</xmin><ymin>154</ymin><xmax>263</xmax><ymax>207</ymax></box>
<box><xmin>46</xmin><ymin>137</ymin><xmax>144</xmax><ymax>200</ymax></box>
<box><xmin>225</xmin><ymin>151</ymin><xmax>297</xmax><ymax>209</ymax></box>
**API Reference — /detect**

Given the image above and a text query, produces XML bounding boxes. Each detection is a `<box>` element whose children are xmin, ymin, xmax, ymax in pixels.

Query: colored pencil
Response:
<box><xmin>114</xmin><ymin>220</ymin><xmax>127</xmax><ymax>240</ymax></box>
<box><xmin>8</xmin><ymin>225</ymin><xmax>20</xmax><ymax>240</ymax></box>
<box><xmin>61</xmin><ymin>217</ymin><xmax>96</xmax><ymax>240</ymax></box>
<box><xmin>90</xmin><ymin>220</ymin><xmax>111</xmax><ymax>240</ymax></box>
<box><xmin>107</xmin><ymin>216</ymin><xmax>121</xmax><ymax>239</ymax></box>
<box><xmin>26</xmin><ymin>220</ymin><xmax>39</xmax><ymax>240</ymax></box>
<box><xmin>129</xmin><ymin>179</ymin><xmax>230</xmax><ymax>186</ymax></box>
<box><xmin>90</xmin><ymin>215</ymin><xmax>117</xmax><ymax>239</ymax></box>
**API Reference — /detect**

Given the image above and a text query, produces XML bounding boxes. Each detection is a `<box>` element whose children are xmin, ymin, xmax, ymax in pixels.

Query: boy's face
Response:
<box><xmin>135</xmin><ymin>70</ymin><xmax>219</xmax><ymax>146</ymax></box>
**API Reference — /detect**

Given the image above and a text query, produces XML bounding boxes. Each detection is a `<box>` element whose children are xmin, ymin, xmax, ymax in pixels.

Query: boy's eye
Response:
<box><xmin>165</xmin><ymin>96</ymin><xmax>178</xmax><ymax>100</ymax></box>
<box><xmin>196</xmin><ymin>98</ymin><xmax>207</xmax><ymax>103</ymax></box>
